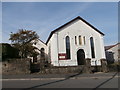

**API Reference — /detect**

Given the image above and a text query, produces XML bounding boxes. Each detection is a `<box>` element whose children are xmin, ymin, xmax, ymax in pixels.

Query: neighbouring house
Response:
<box><xmin>105</xmin><ymin>43</ymin><xmax>120</xmax><ymax>64</ymax></box>
<box><xmin>33</xmin><ymin>16</ymin><xmax>106</xmax><ymax>67</ymax></box>
<box><xmin>31</xmin><ymin>39</ymin><xmax>47</xmax><ymax>63</ymax></box>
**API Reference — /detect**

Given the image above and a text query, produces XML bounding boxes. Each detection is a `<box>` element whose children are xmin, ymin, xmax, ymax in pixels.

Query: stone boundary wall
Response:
<box><xmin>2</xmin><ymin>61</ymin><xmax>92</xmax><ymax>74</ymax></box>
<box><xmin>2</xmin><ymin>58</ymin><xmax>110</xmax><ymax>74</ymax></box>
<box><xmin>2</xmin><ymin>58</ymin><xmax>93</xmax><ymax>74</ymax></box>
<box><xmin>40</xmin><ymin>65</ymin><xmax>87</xmax><ymax>74</ymax></box>
<box><xmin>2</xmin><ymin>58</ymin><xmax>31</xmax><ymax>75</ymax></box>
<box><xmin>107</xmin><ymin>64</ymin><xmax>120</xmax><ymax>72</ymax></box>
<box><xmin>35</xmin><ymin>58</ymin><xmax>92</xmax><ymax>74</ymax></box>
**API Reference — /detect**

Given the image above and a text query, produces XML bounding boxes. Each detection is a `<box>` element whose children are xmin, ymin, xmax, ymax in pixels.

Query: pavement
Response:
<box><xmin>2</xmin><ymin>72</ymin><xmax>119</xmax><ymax>80</ymax></box>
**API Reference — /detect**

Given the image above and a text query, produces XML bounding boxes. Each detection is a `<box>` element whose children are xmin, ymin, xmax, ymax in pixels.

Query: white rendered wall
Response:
<box><xmin>49</xmin><ymin>19</ymin><xmax>106</xmax><ymax>66</ymax></box>
<box><xmin>47</xmin><ymin>34</ymin><xmax>59</xmax><ymax>66</ymax></box>
<box><xmin>32</xmin><ymin>39</ymin><xmax>47</xmax><ymax>54</ymax></box>
<box><xmin>108</xmin><ymin>44</ymin><xmax>120</xmax><ymax>62</ymax></box>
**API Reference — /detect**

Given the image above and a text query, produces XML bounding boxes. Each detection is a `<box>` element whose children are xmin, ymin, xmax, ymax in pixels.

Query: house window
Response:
<box><xmin>34</xmin><ymin>42</ymin><xmax>37</xmax><ymax>45</ymax></box>
<box><xmin>83</xmin><ymin>36</ymin><xmax>85</xmax><ymax>45</ymax></box>
<box><xmin>75</xmin><ymin>36</ymin><xmax>77</xmax><ymax>45</ymax></box>
<box><xmin>90</xmin><ymin>37</ymin><xmax>95</xmax><ymax>58</ymax></box>
<box><xmin>65</xmin><ymin>36</ymin><xmax>71</xmax><ymax>59</ymax></box>
<box><xmin>79</xmin><ymin>35</ymin><xmax>82</xmax><ymax>45</ymax></box>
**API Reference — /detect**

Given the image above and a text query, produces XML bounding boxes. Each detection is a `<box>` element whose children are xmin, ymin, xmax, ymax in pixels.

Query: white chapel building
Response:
<box><xmin>33</xmin><ymin>16</ymin><xmax>106</xmax><ymax>67</ymax></box>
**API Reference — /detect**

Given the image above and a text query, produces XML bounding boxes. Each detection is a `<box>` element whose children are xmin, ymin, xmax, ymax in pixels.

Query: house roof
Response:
<box><xmin>105</xmin><ymin>45</ymin><xmax>115</xmax><ymax>51</ymax></box>
<box><xmin>105</xmin><ymin>43</ymin><xmax>120</xmax><ymax>50</ymax></box>
<box><xmin>38</xmin><ymin>38</ymin><xmax>46</xmax><ymax>45</ymax></box>
<box><xmin>32</xmin><ymin>38</ymin><xmax>46</xmax><ymax>46</ymax></box>
<box><xmin>46</xmin><ymin>16</ymin><xmax>105</xmax><ymax>44</ymax></box>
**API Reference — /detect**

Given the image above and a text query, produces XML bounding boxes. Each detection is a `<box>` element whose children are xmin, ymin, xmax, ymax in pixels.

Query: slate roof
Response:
<box><xmin>105</xmin><ymin>43</ymin><xmax>120</xmax><ymax>51</ymax></box>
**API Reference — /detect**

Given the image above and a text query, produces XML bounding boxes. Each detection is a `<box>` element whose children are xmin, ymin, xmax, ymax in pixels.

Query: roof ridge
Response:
<box><xmin>46</xmin><ymin>16</ymin><xmax>105</xmax><ymax>44</ymax></box>
<box><xmin>105</xmin><ymin>42</ymin><xmax>120</xmax><ymax>50</ymax></box>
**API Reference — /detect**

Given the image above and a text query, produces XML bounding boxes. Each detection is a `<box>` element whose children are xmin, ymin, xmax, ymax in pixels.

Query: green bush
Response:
<box><xmin>107</xmin><ymin>62</ymin><xmax>120</xmax><ymax>72</ymax></box>
<box><xmin>1</xmin><ymin>43</ymin><xmax>19</xmax><ymax>61</ymax></box>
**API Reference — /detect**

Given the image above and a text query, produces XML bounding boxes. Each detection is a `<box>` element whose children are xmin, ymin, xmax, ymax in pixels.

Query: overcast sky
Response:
<box><xmin>2</xmin><ymin>2</ymin><xmax>118</xmax><ymax>46</ymax></box>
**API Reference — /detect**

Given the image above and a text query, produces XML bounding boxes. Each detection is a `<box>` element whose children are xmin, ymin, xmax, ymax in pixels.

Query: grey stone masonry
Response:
<box><xmin>2</xmin><ymin>58</ymin><xmax>31</xmax><ymax>74</ymax></box>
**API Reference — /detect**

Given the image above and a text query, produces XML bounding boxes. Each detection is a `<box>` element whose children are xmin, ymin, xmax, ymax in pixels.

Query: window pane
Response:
<box><xmin>90</xmin><ymin>37</ymin><xmax>95</xmax><ymax>58</ymax></box>
<box><xmin>75</xmin><ymin>36</ymin><xmax>77</xmax><ymax>45</ymax></box>
<box><xmin>79</xmin><ymin>36</ymin><xmax>82</xmax><ymax>45</ymax></box>
<box><xmin>66</xmin><ymin>36</ymin><xmax>71</xmax><ymax>59</ymax></box>
<box><xmin>83</xmin><ymin>36</ymin><xmax>85</xmax><ymax>45</ymax></box>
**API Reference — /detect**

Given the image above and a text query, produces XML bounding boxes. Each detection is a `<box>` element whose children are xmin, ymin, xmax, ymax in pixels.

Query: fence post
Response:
<box><xmin>100</xmin><ymin>58</ymin><xmax>108</xmax><ymax>72</ymax></box>
<box><xmin>85</xmin><ymin>58</ymin><xmax>91</xmax><ymax>73</ymax></box>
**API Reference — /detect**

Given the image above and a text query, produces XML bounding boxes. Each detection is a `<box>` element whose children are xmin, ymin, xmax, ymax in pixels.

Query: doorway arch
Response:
<box><xmin>77</xmin><ymin>49</ymin><xmax>85</xmax><ymax>65</ymax></box>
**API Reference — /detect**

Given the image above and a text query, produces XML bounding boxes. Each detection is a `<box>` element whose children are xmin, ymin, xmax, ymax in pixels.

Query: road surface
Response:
<box><xmin>2</xmin><ymin>72</ymin><xmax>119</xmax><ymax>89</ymax></box>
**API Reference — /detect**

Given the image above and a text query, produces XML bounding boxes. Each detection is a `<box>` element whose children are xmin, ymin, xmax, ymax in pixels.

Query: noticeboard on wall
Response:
<box><xmin>58</xmin><ymin>53</ymin><xmax>66</xmax><ymax>60</ymax></box>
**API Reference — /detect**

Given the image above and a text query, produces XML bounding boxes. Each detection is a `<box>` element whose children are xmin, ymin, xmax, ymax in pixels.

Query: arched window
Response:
<box><xmin>83</xmin><ymin>36</ymin><xmax>85</xmax><ymax>45</ymax></box>
<box><xmin>79</xmin><ymin>35</ymin><xmax>82</xmax><ymax>45</ymax></box>
<box><xmin>75</xmin><ymin>36</ymin><xmax>77</xmax><ymax>45</ymax></box>
<box><xmin>65</xmin><ymin>36</ymin><xmax>71</xmax><ymax>59</ymax></box>
<box><xmin>90</xmin><ymin>37</ymin><xmax>95</xmax><ymax>58</ymax></box>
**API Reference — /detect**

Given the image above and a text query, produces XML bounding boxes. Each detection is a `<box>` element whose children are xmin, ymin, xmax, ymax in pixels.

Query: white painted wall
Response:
<box><xmin>32</xmin><ymin>39</ymin><xmax>47</xmax><ymax>54</ymax></box>
<box><xmin>31</xmin><ymin>39</ymin><xmax>47</xmax><ymax>62</ymax></box>
<box><xmin>48</xmin><ymin>19</ymin><xmax>106</xmax><ymax>66</ymax></box>
<box><xmin>47</xmin><ymin>34</ymin><xmax>59</xmax><ymax>66</ymax></box>
<box><xmin>107</xmin><ymin>44</ymin><xmax>120</xmax><ymax>62</ymax></box>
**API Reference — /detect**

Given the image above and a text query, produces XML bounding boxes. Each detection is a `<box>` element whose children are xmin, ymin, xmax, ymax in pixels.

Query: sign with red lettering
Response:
<box><xmin>58</xmin><ymin>53</ymin><xmax>66</xmax><ymax>60</ymax></box>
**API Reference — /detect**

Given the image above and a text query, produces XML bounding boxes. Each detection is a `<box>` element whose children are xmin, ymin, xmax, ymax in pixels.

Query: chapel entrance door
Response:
<box><xmin>77</xmin><ymin>49</ymin><xmax>85</xmax><ymax>65</ymax></box>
